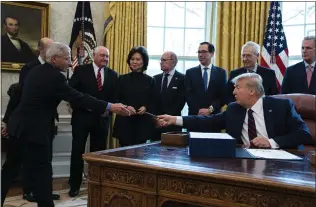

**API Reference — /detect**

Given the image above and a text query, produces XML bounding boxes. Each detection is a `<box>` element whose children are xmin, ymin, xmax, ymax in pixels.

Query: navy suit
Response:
<box><xmin>183</xmin><ymin>97</ymin><xmax>313</xmax><ymax>149</ymax></box>
<box><xmin>153</xmin><ymin>70</ymin><xmax>186</xmax><ymax>140</ymax></box>
<box><xmin>281</xmin><ymin>61</ymin><xmax>316</xmax><ymax>95</ymax></box>
<box><xmin>226</xmin><ymin>66</ymin><xmax>278</xmax><ymax>104</ymax></box>
<box><xmin>185</xmin><ymin>65</ymin><xmax>227</xmax><ymax>115</ymax></box>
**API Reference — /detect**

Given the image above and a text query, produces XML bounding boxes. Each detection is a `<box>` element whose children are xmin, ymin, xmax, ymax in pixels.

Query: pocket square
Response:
<box><xmin>172</xmin><ymin>87</ymin><xmax>177</xmax><ymax>89</ymax></box>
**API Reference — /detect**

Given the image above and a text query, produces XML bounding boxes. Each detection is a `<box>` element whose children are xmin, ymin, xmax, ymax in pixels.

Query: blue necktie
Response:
<box><xmin>203</xmin><ymin>68</ymin><xmax>208</xmax><ymax>91</ymax></box>
<box><xmin>161</xmin><ymin>73</ymin><xmax>169</xmax><ymax>93</ymax></box>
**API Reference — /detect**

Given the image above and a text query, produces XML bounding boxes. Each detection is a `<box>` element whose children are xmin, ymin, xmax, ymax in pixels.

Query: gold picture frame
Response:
<box><xmin>1</xmin><ymin>1</ymin><xmax>49</xmax><ymax>71</ymax></box>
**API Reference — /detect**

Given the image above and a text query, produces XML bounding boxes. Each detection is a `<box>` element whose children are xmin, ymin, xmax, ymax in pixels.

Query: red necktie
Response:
<box><xmin>307</xmin><ymin>65</ymin><xmax>313</xmax><ymax>88</ymax></box>
<box><xmin>248</xmin><ymin>109</ymin><xmax>257</xmax><ymax>140</ymax></box>
<box><xmin>97</xmin><ymin>68</ymin><xmax>102</xmax><ymax>92</ymax></box>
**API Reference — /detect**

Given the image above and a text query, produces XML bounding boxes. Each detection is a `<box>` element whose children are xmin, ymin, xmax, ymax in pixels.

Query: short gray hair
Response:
<box><xmin>304</xmin><ymin>36</ymin><xmax>316</xmax><ymax>41</ymax></box>
<box><xmin>94</xmin><ymin>46</ymin><xmax>109</xmax><ymax>54</ymax></box>
<box><xmin>232</xmin><ymin>73</ymin><xmax>265</xmax><ymax>96</ymax></box>
<box><xmin>169</xmin><ymin>51</ymin><xmax>178</xmax><ymax>68</ymax></box>
<box><xmin>241</xmin><ymin>41</ymin><xmax>260</xmax><ymax>55</ymax></box>
<box><xmin>46</xmin><ymin>42</ymin><xmax>70</xmax><ymax>63</ymax></box>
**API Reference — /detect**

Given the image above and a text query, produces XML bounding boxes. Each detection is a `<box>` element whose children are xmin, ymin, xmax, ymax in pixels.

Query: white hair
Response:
<box><xmin>241</xmin><ymin>41</ymin><xmax>260</xmax><ymax>55</ymax></box>
<box><xmin>232</xmin><ymin>73</ymin><xmax>265</xmax><ymax>96</ymax></box>
<box><xmin>45</xmin><ymin>42</ymin><xmax>70</xmax><ymax>63</ymax></box>
<box><xmin>94</xmin><ymin>46</ymin><xmax>109</xmax><ymax>54</ymax></box>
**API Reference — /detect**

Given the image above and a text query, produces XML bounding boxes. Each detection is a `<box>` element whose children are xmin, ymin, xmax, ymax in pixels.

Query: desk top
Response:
<box><xmin>83</xmin><ymin>142</ymin><xmax>316</xmax><ymax>192</ymax></box>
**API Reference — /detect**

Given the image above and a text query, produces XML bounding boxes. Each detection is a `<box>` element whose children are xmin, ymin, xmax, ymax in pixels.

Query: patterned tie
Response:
<box><xmin>203</xmin><ymin>68</ymin><xmax>208</xmax><ymax>91</ymax></box>
<box><xmin>248</xmin><ymin>109</ymin><xmax>257</xmax><ymax>140</ymax></box>
<box><xmin>307</xmin><ymin>65</ymin><xmax>313</xmax><ymax>88</ymax></box>
<box><xmin>97</xmin><ymin>68</ymin><xmax>102</xmax><ymax>92</ymax></box>
<box><xmin>161</xmin><ymin>73</ymin><xmax>169</xmax><ymax>93</ymax></box>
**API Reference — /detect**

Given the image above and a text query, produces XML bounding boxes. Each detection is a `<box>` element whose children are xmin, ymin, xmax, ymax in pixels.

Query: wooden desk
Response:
<box><xmin>83</xmin><ymin>143</ymin><xmax>316</xmax><ymax>207</ymax></box>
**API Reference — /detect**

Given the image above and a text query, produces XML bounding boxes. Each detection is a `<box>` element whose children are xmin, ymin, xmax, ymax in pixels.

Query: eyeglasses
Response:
<box><xmin>197</xmin><ymin>50</ymin><xmax>209</xmax><ymax>54</ymax></box>
<box><xmin>159</xmin><ymin>58</ymin><xmax>173</xmax><ymax>63</ymax></box>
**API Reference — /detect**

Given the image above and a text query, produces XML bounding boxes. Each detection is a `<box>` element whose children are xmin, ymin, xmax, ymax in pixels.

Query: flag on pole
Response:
<box><xmin>69</xmin><ymin>1</ymin><xmax>97</xmax><ymax>75</ymax></box>
<box><xmin>261</xmin><ymin>1</ymin><xmax>289</xmax><ymax>89</ymax></box>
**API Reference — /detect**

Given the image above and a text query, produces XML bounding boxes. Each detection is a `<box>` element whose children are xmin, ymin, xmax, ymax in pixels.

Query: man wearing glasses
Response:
<box><xmin>152</xmin><ymin>51</ymin><xmax>186</xmax><ymax>140</ymax></box>
<box><xmin>226</xmin><ymin>41</ymin><xmax>278</xmax><ymax>104</ymax></box>
<box><xmin>185</xmin><ymin>42</ymin><xmax>227</xmax><ymax>129</ymax></box>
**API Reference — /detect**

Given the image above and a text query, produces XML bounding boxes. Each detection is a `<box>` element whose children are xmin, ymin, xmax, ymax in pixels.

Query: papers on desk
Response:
<box><xmin>245</xmin><ymin>149</ymin><xmax>303</xmax><ymax>160</ymax></box>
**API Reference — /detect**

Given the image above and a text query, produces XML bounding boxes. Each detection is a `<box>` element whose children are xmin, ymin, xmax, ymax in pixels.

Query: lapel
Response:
<box><xmin>232</xmin><ymin>105</ymin><xmax>247</xmax><ymax>143</ymax></box>
<box><xmin>101</xmin><ymin>67</ymin><xmax>109</xmax><ymax>91</ymax></box>
<box><xmin>195</xmin><ymin>66</ymin><xmax>205</xmax><ymax>91</ymax></box>
<box><xmin>5</xmin><ymin>35</ymin><xmax>20</xmax><ymax>53</ymax></box>
<box><xmin>207</xmin><ymin>65</ymin><xmax>217</xmax><ymax>92</ymax></box>
<box><xmin>262</xmin><ymin>97</ymin><xmax>275</xmax><ymax>138</ymax></box>
<box><xmin>297</xmin><ymin>61</ymin><xmax>309</xmax><ymax>90</ymax></box>
<box><xmin>87</xmin><ymin>64</ymin><xmax>99</xmax><ymax>92</ymax></box>
<box><xmin>168</xmin><ymin>70</ymin><xmax>179</xmax><ymax>89</ymax></box>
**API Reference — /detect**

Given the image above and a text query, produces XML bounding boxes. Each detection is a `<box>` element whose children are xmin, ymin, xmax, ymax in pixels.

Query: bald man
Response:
<box><xmin>68</xmin><ymin>46</ymin><xmax>118</xmax><ymax>197</ymax></box>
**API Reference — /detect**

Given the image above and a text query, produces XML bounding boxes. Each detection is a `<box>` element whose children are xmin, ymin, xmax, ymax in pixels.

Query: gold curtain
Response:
<box><xmin>103</xmin><ymin>2</ymin><xmax>147</xmax><ymax>149</ymax></box>
<box><xmin>215</xmin><ymin>2</ymin><xmax>270</xmax><ymax>73</ymax></box>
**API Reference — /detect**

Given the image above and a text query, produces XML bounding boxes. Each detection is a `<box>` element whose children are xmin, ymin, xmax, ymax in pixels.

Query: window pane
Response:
<box><xmin>282</xmin><ymin>2</ymin><xmax>305</xmax><ymax>25</ymax></box>
<box><xmin>147</xmin><ymin>27</ymin><xmax>164</xmax><ymax>56</ymax></box>
<box><xmin>284</xmin><ymin>25</ymin><xmax>304</xmax><ymax>56</ymax></box>
<box><xmin>306</xmin><ymin>2</ymin><xmax>315</xmax><ymax>24</ymax></box>
<box><xmin>184</xmin><ymin>60</ymin><xmax>200</xmax><ymax>70</ymax></box>
<box><xmin>288</xmin><ymin>58</ymin><xmax>302</xmax><ymax>66</ymax></box>
<box><xmin>184</xmin><ymin>29</ymin><xmax>205</xmax><ymax>56</ymax></box>
<box><xmin>165</xmin><ymin>28</ymin><xmax>184</xmax><ymax>56</ymax></box>
<box><xmin>175</xmin><ymin>60</ymin><xmax>185</xmax><ymax>74</ymax></box>
<box><xmin>185</xmin><ymin>2</ymin><xmax>206</xmax><ymax>28</ymax></box>
<box><xmin>165</xmin><ymin>2</ymin><xmax>185</xmax><ymax>27</ymax></box>
<box><xmin>147</xmin><ymin>2</ymin><xmax>165</xmax><ymax>26</ymax></box>
<box><xmin>147</xmin><ymin>58</ymin><xmax>161</xmax><ymax>77</ymax></box>
<box><xmin>306</xmin><ymin>24</ymin><xmax>315</xmax><ymax>36</ymax></box>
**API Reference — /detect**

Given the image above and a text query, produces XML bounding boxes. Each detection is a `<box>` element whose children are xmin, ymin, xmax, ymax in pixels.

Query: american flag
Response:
<box><xmin>260</xmin><ymin>1</ymin><xmax>288</xmax><ymax>89</ymax></box>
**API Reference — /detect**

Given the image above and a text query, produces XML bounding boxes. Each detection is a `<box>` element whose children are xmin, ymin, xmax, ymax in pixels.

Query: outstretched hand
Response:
<box><xmin>156</xmin><ymin>115</ymin><xmax>177</xmax><ymax>127</ymax></box>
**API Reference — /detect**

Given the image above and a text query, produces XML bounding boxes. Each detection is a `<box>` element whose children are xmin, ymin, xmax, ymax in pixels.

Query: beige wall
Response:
<box><xmin>1</xmin><ymin>1</ymin><xmax>106</xmax><ymax>116</ymax></box>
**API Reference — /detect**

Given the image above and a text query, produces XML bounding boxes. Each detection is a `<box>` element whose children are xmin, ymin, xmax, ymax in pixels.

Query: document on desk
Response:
<box><xmin>245</xmin><ymin>149</ymin><xmax>303</xmax><ymax>160</ymax></box>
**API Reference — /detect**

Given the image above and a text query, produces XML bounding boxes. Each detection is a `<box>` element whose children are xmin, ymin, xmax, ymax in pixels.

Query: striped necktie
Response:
<box><xmin>97</xmin><ymin>68</ymin><xmax>102</xmax><ymax>91</ymax></box>
<box><xmin>307</xmin><ymin>65</ymin><xmax>313</xmax><ymax>87</ymax></box>
<box><xmin>248</xmin><ymin>109</ymin><xmax>257</xmax><ymax>140</ymax></box>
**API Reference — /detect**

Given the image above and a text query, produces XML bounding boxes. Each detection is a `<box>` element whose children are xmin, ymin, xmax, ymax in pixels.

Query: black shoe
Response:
<box><xmin>68</xmin><ymin>189</ymin><xmax>80</xmax><ymax>197</ymax></box>
<box><xmin>52</xmin><ymin>193</ymin><xmax>60</xmax><ymax>200</ymax></box>
<box><xmin>23</xmin><ymin>192</ymin><xmax>36</xmax><ymax>202</ymax></box>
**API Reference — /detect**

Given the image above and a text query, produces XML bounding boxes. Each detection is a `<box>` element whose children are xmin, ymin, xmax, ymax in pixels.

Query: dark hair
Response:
<box><xmin>199</xmin><ymin>42</ymin><xmax>215</xmax><ymax>53</ymax></box>
<box><xmin>127</xmin><ymin>46</ymin><xmax>149</xmax><ymax>71</ymax></box>
<box><xmin>3</xmin><ymin>16</ymin><xmax>20</xmax><ymax>26</ymax></box>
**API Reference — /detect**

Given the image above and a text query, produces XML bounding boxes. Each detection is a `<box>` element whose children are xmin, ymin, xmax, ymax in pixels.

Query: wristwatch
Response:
<box><xmin>208</xmin><ymin>105</ymin><xmax>214</xmax><ymax>114</ymax></box>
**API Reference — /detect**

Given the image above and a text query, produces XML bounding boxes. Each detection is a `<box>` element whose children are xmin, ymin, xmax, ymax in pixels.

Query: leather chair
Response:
<box><xmin>272</xmin><ymin>93</ymin><xmax>316</xmax><ymax>149</ymax></box>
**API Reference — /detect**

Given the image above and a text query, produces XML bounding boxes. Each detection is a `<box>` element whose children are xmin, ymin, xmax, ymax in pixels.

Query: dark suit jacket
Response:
<box><xmin>281</xmin><ymin>61</ymin><xmax>316</xmax><ymax>95</ymax></box>
<box><xmin>69</xmin><ymin>63</ymin><xmax>118</xmax><ymax>124</ymax></box>
<box><xmin>1</xmin><ymin>34</ymin><xmax>36</xmax><ymax>63</ymax></box>
<box><xmin>2</xmin><ymin>83</ymin><xmax>21</xmax><ymax>124</ymax></box>
<box><xmin>185</xmin><ymin>65</ymin><xmax>227</xmax><ymax>115</ymax></box>
<box><xmin>226</xmin><ymin>65</ymin><xmax>279</xmax><ymax>104</ymax></box>
<box><xmin>19</xmin><ymin>58</ymin><xmax>41</xmax><ymax>87</ymax></box>
<box><xmin>183</xmin><ymin>96</ymin><xmax>313</xmax><ymax>149</ymax></box>
<box><xmin>8</xmin><ymin>63</ymin><xmax>109</xmax><ymax>145</ymax></box>
<box><xmin>153</xmin><ymin>70</ymin><xmax>185</xmax><ymax>116</ymax></box>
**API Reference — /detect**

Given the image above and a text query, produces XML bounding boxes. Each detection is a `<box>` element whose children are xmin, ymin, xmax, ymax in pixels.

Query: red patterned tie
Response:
<box><xmin>248</xmin><ymin>109</ymin><xmax>257</xmax><ymax>140</ymax></box>
<box><xmin>307</xmin><ymin>65</ymin><xmax>312</xmax><ymax>88</ymax></box>
<box><xmin>97</xmin><ymin>68</ymin><xmax>102</xmax><ymax>92</ymax></box>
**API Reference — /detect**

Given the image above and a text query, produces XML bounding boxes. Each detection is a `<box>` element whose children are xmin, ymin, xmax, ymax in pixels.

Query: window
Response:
<box><xmin>282</xmin><ymin>2</ymin><xmax>315</xmax><ymax>65</ymax></box>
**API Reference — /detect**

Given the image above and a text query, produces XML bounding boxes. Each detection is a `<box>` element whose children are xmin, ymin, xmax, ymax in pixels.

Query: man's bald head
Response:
<box><xmin>38</xmin><ymin>37</ymin><xmax>53</xmax><ymax>59</ymax></box>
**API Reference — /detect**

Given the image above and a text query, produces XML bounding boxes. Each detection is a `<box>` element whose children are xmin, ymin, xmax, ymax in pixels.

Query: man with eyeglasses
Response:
<box><xmin>152</xmin><ymin>51</ymin><xmax>186</xmax><ymax>141</ymax></box>
<box><xmin>185</xmin><ymin>42</ymin><xmax>227</xmax><ymax>129</ymax></box>
<box><xmin>226</xmin><ymin>41</ymin><xmax>278</xmax><ymax>104</ymax></box>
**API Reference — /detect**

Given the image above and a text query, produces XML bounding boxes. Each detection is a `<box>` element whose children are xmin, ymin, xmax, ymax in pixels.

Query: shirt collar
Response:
<box><xmin>249</xmin><ymin>96</ymin><xmax>263</xmax><ymax>114</ymax></box>
<box><xmin>200</xmin><ymin>63</ymin><xmax>213</xmax><ymax>70</ymax></box>
<box><xmin>164</xmin><ymin>68</ymin><xmax>175</xmax><ymax>76</ymax></box>
<box><xmin>38</xmin><ymin>56</ymin><xmax>45</xmax><ymax>64</ymax></box>
<box><xmin>304</xmin><ymin>61</ymin><xmax>316</xmax><ymax>69</ymax></box>
<box><xmin>245</xmin><ymin>63</ymin><xmax>258</xmax><ymax>73</ymax></box>
<box><xmin>7</xmin><ymin>33</ymin><xmax>18</xmax><ymax>40</ymax></box>
<box><xmin>93</xmin><ymin>62</ymin><xmax>104</xmax><ymax>71</ymax></box>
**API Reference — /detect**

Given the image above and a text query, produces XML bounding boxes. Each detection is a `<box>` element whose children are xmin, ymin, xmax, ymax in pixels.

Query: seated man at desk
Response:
<box><xmin>158</xmin><ymin>73</ymin><xmax>314</xmax><ymax>149</ymax></box>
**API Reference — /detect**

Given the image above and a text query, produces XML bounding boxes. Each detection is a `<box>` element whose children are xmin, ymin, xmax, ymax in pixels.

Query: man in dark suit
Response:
<box><xmin>68</xmin><ymin>46</ymin><xmax>118</xmax><ymax>197</ymax></box>
<box><xmin>1</xmin><ymin>42</ymin><xmax>130</xmax><ymax>207</ymax></box>
<box><xmin>281</xmin><ymin>36</ymin><xmax>316</xmax><ymax>95</ymax></box>
<box><xmin>152</xmin><ymin>51</ymin><xmax>186</xmax><ymax>141</ymax></box>
<box><xmin>185</xmin><ymin>42</ymin><xmax>227</xmax><ymax>121</ymax></box>
<box><xmin>1</xmin><ymin>16</ymin><xmax>36</xmax><ymax>63</ymax></box>
<box><xmin>226</xmin><ymin>41</ymin><xmax>278</xmax><ymax>104</ymax></box>
<box><xmin>158</xmin><ymin>73</ymin><xmax>313</xmax><ymax>149</ymax></box>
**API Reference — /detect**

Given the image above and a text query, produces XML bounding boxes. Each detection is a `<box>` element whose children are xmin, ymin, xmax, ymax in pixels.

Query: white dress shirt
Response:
<box><xmin>246</xmin><ymin>63</ymin><xmax>258</xmax><ymax>73</ymax></box>
<box><xmin>7</xmin><ymin>33</ymin><xmax>21</xmax><ymax>51</ymax></box>
<box><xmin>304</xmin><ymin>61</ymin><xmax>315</xmax><ymax>73</ymax></box>
<box><xmin>200</xmin><ymin>64</ymin><xmax>212</xmax><ymax>88</ymax></box>
<box><xmin>93</xmin><ymin>62</ymin><xmax>104</xmax><ymax>85</ymax></box>
<box><xmin>38</xmin><ymin>56</ymin><xmax>45</xmax><ymax>64</ymax></box>
<box><xmin>161</xmin><ymin>68</ymin><xmax>175</xmax><ymax>90</ymax></box>
<box><xmin>175</xmin><ymin>97</ymin><xmax>279</xmax><ymax>149</ymax></box>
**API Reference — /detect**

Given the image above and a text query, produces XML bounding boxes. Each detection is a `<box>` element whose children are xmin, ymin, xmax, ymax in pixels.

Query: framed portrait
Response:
<box><xmin>1</xmin><ymin>1</ymin><xmax>49</xmax><ymax>71</ymax></box>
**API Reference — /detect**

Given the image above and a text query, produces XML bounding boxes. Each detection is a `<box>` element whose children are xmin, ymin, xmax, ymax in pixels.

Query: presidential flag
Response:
<box><xmin>261</xmin><ymin>1</ymin><xmax>289</xmax><ymax>89</ymax></box>
<box><xmin>69</xmin><ymin>1</ymin><xmax>97</xmax><ymax>72</ymax></box>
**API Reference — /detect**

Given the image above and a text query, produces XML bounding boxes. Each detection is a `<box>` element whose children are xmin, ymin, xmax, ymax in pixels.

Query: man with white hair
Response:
<box><xmin>1</xmin><ymin>42</ymin><xmax>130</xmax><ymax>207</ymax></box>
<box><xmin>226</xmin><ymin>41</ymin><xmax>278</xmax><ymax>104</ymax></box>
<box><xmin>68</xmin><ymin>46</ymin><xmax>118</xmax><ymax>197</ymax></box>
<box><xmin>158</xmin><ymin>73</ymin><xmax>313</xmax><ymax>149</ymax></box>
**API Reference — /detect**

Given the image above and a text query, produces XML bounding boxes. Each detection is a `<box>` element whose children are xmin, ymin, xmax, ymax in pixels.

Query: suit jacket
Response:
<box><xmin>2</xmin><ymin>83</ymin><xmax>21</xmax><ymax>124</ymax></box>
<box><xmin>1</xmin><ymin>34</ymin><xmax>36</xmax><ymax>63</ymax></box>
<box><xmin>281</xmin><ymin>61</ymin><xmax>316</xmax><ymax>95</ymax></box>
<box><xmin>183</xmin><ymin>96</ymin><xmax>313</xmax><ymax>149</ymax></box>
<box><xmin>69</xmin><ymin>63</ymin><xmax>118</xmax><ymax>124</ymax></box>
<box><xmin>185</xmin><ymin>65</ymin><xmax>227</xmax><ymax>115</ymax></box>
<box><xmin>153</xmin><ymin>70</ymin><xmax>185</xmax><ymax>116</ymax></box>
<box><xmin>19</xmin><ymin>58</ymin><xmax>41</xmax><ymax>87</ymax></box>
<box><xmin>8</xmin><ymin>63</ymin><xmax>109</xmax><ymax>145</ymax></box>
<box><xmin>226</xmin><ymin>65</ymin><xmax>278</xmax><ymax>104</ymax></box>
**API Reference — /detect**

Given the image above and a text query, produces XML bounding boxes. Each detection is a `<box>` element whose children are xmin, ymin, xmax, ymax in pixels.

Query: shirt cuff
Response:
<box><xmin>175</xmin><ymin>116</ymin><xmax>183</xmax><ymax>126</ymax></box>
<box><xmin>268</xmin><ymin>139</ymin><xmax>279</xmax><ymax>149</ymax></box>
<box><xmin>103</xmin><ymin>103</ymin><xmax>112</xmax><ymax>116</ymax></box>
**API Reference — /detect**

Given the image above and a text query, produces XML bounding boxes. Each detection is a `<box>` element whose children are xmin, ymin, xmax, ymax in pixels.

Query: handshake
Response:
<box><xmin>108</xmin><ymin>104</ymin><xmax>148</xmax><ymax>117</ymax></box>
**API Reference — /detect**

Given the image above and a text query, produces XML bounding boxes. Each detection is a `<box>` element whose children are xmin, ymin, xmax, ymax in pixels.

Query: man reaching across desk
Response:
<box><xmin>158</xmin><ymin>73</ymin><xmax>314</xmax><ymax>149</ymax></box>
